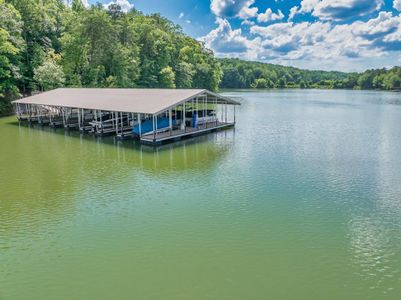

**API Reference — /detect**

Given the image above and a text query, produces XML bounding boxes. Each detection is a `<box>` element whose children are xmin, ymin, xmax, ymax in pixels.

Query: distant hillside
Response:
<box><xmin>218</xmin><ymin>58</ymin><xmax>401</xmax><ymax>91</ymax></box>
<box><xmin>218</xmin><ymin>58</ymin><xmax>348</xmax><ymax>89</ymax></box>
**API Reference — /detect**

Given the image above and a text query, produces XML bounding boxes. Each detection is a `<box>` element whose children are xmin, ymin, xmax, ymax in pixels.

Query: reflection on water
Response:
<box><xmin>0</xmin><ymin>120</ymin><xmax>232</xmax><ymax>244</ymax></box>
<box><xmin>1</xmin><ymin>89</ymin><xmax>401</xmax><ymax>300</ymax></box>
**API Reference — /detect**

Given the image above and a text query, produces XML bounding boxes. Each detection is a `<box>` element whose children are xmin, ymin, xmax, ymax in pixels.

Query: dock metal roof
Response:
<box><xmin>12</xmin><ymin>88</ymin><xmax>239</xmax><ymax>114</ymax></box>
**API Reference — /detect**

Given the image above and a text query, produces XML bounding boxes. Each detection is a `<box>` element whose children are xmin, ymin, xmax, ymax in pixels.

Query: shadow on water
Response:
<box><xmin>6</xmin><ymin>119</ymin><xmax>236</xmax><ymax>171</ymax></box>
<box><xmin>0</xmin><ymin>117</ymin><xmax>234</xmax><ymax>238</ymax></box>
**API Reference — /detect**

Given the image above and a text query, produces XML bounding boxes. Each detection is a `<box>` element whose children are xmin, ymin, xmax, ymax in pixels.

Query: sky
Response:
<box><xmin>85</xmin><ymin>0</ymin><xmax>401</xmax><ymax>72</ymax></box>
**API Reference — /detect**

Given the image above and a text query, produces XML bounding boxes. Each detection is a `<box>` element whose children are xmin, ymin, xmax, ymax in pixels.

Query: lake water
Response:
<box><xmin>1</xmin><ymin>89</ymin><xmax>401</xmax><ymax>299</ymax></box>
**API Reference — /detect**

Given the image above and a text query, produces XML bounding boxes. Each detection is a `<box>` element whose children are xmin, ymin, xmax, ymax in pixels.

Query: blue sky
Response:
<box><xmin>86</xmin><ymin>0</ymin><xmax>401</xmax><ymax>72</ymax></box>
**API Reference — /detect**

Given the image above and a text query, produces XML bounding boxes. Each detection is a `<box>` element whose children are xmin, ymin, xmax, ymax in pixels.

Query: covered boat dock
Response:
<box><xmin>12</xmin><ymin>88</ymin><xmax>240</xmax><ymax>145</ymax></box>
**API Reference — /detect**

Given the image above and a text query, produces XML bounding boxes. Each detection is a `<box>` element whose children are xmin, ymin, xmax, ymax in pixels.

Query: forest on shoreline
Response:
<box><xmin>219</xmin><ymin>58</ymin><xmax>401</xmax><ymax>91</ymax></box>
<box><xmin>1</xmin><ymin>0</ymin><xmax>401</xmax><ymax>115</ymax></box>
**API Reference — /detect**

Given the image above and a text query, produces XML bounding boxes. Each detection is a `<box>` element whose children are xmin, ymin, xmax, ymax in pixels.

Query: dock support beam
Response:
<box><xmin>153</xmin><ymin>115</ymin><xmax>156</xmax><ymax>141</ymax></box>
<box><xmin>77</xmin><ymin>108</ymin><xmax>81</xmax><ymax>131</ymax></box>
<box><xmin>138</xmin><ymin>113</ymin><xmax>142</xmax><ymax>137</ymax></box>
<box><xmin>183</xmin><ymin>102</ymin><xmax>186</xmax><ymax>133</ymax></box>
<box><xmin>169</xmin><ymin>109</ymin><xmax>172</xmax><ymax>135</ymax></box>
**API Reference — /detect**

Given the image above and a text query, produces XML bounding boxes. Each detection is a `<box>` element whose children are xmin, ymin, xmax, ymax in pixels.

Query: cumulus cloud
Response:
<box><xmin>288</xmin><ymin>0</ymin><xmax>319</xmax><ymax>20</ymax></box>
<box><xmin>289</xmin><ymin>6</ymin><xmax>298</xmax><ymax>21</ymax></box>
<box><xmin>299</xmin><ymin>0</ymin><xmax>320</xmax><ymax>13</ymax></box>
<box><xmin>290</xmin><ymin>0</ymin><xmax>383</xmax><ymax>21</ymax></box>
<box><xmin>313</xmin><ymin>0</ymin><xmax>383</xmax><ymax>21</ymax></box>
<box><xmin>200</xmin><ymin>18</ymin><xmax>253</xmax><ymax>53</ymax></box>
<box><xmin>201</xmin><ymin>10</ymin><xmax>401</xmax><ymax>70</ymax></box>
<box><xmin>351</xmin><ymin>12</ymin><xmax>399</xmax><ymax>40</ymax></box>
<box><xmin>257</xmin><ymin>8</ymin><xmax>284</xmax><ymax>23</ymax></box>
<box><xmin>210</xmin><ymin>0</ymin><xmax>258</xmax><ymax>19</ymax></box>
<box><xmin>103</xmin><ymin>0</ymin><xmax>134</xmax><ymax>12</ymax></box>
<box><xmin>394</xmin><ymin>0</ymin><xmax>401</xmax><ymax>11</ymax></box>
<box><xmin>241</xmin><ymin>19</ymin><xmax>255</xmax><ymax>26</ymax></box>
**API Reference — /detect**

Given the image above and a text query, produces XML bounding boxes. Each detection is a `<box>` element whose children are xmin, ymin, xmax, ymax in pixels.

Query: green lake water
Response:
<box><xmin>1</xmin><ymin>89</ymin><xmax>401</xmax><ymax>299</ymax></box>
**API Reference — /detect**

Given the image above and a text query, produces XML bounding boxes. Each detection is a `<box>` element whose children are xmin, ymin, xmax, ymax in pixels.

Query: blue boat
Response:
<box><xmin>132</xmin><ymin>117</ymin><xmax>176</xmax><ymax>136</ymax></box>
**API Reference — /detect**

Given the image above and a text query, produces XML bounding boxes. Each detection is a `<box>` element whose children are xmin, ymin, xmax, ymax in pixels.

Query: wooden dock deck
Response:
<box><xmin>140</xmin><ymin>121</ymin><xmax>234</xmax><ymax>145</ymax></box>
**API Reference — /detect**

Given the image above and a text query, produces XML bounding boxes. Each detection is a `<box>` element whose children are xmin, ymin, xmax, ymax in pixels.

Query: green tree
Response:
<box><xmin>34</xmin><ymin>54</ymin><xmax>65</xmax><ymax>91</ymax></box>
<box><xmin>278</xmin><ymin>76</ymin><xmax>287</xmax><ymax>88</ymax></box>
<box><xmin>0</xmin><ymin>28</ymin><xmax>20</xmax><ymax>114</ymax></box>
<box><xmin>0</xmin><ymin>0</ymin><xmax>23</xmax><ymax>114</ymax></box>
<box><xmin>176</xmin><ymin>62</ymin><xmax>194</xmax><ymax>88</ymax></box>
<box><xmin>7</xmin><ymin>0</ymin><xmax>65</xmax><ymax>93</ymax></box>
<box><xmin>251</xmin><ymin>78</ymin><xmax>268</xmax><ymax>89</ymax></box>
<box><xmin>159</xmin><ymin>66</ymin><xmax>176</xmax><ymax>88</ymax></box>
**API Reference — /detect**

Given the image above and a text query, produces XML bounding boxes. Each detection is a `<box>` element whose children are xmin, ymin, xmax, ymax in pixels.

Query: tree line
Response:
<box><xmin>219</xmin><ymin>58</ymin><xmax>401</xmax><ymax>91</ymax></box>
<box><xmin>0</xmin><ymin>0</ymin><xmax>222</xmax><ymax>115</ymax></box>
<box><xmin>1</xmin><ymin>0</ymin><xmax>401</xmax><ymax>116</ymax></box>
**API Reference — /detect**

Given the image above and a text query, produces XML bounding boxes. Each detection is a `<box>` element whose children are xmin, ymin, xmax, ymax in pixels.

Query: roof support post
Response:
<box><xmin>196</xmin><ymin>97</ymin><xmax>198</xmax><ymax>130</ymax></box>
<box><xmin>37</xmin><ymin>105</ymin><xmax>41</xmax><ymax>124</ymax></box>
<box><xmin>183</xmin><ymin>102</ymin><xmax>186</xmax><ymax>133</ymax></box>
<box><xmin>153</xmin><ymin>115</ymin><xmax>156</xmax><ymax>142</ymax></box>
<box><xmin>138</xmin><ymin>113</ymin><xmax>142</xmax><ymax>137</ymax></box>
<box><xmin>27</xmin><ymin>104</ymin><xmax>30</xmax><ymax>122</ymax></box>
<box><xmin>192</xmin><ymin>99</ymin><xmax>194</xmax><ymax>128</ymax></box>
<box><xmin>215</xmin><ymin>96</ymin><xmax>218</xmax><ymax>126</ymax></box>
<box><xmin>234</xmin><ymin>104</ymin><xmax>236</xmax><ymax>124</ymax></box>
<box><xmin>169</xmin><ymin>108</ymin><xmax>172</xmax><ymax>136</ymax></box>
<box><xmin>112</xmin><ymin>111</ymin><xmax>115</xmax><ymax>129</ymax></box>
<box><xmin>155</xmin><ymin>113</ymin><xmax>158</xmax><ymax>136</ymax></box>
<box><xmin>225</xmin><ymin>101</ymin><xmax>228</xmax><ymax>123</ymax></box>
<box><xmin>82</xmin><ymin>109</ymin><xmax>85</xmax><ymax>129</ymax></box>
<box><xmin>120</xmin><ymin>112</ymin><xmax>124</xmax><ymax>136</ymax></box>
<box><xmin>115</xmin><ymin>112</ymin><xmax>118</xmax><ymax>135</ymax></box>
<box><xmin>204</xmin><ymin>95</ymin><xmax>206</xmax><ymax>129</ymax></box>
<box><xmin>78</xmin><ymin>107</ymin><xmax>81</xmax><ymax>131</ymax></box>
<box><xmin>16</xmin><ymin>103</ymin><xmax>20</xmax><ymax>120</ymax></box>
<box><xmin>98</xmin><ymin>110</ymin><xmax>102</xmax><ymax>134</ymax></box>
<box><xmin>62</xmin><ymin>108</ymin><xmax>66</xmax><ymax>127</ymax></box>
<box><xmin>220</xmin><ymin>100</ymin><xmax>223</xmax><ymax>123</ymax></box>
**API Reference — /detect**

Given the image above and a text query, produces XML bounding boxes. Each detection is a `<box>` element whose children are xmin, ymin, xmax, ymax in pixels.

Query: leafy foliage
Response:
<box><xmin>219</xmin><ymin>58</ymin><xmax>348</xmax><ymax>89</ymax></box>
<box><xmin>219</xmin><ymin>58</ymin><xmax>401</xmax><ymax>91</ymax></box>
<box><xmin>33</xmin><ymin>52</ymin><xmax>65</xmax><ymax>91</ymax></box>
<box><xmin>0</xmin><ymin>0</ymin><xmax>22</xmax><ymax>114</ymax></box>
<box><xmin>0</xmin><ymin>0</ymin><xmax>222</xmax><ymax>115</ymax></box>
<box><xmin>1</xmin><ymin>0</ymin><xmax>401</xmax><ymax>116</ymax></box>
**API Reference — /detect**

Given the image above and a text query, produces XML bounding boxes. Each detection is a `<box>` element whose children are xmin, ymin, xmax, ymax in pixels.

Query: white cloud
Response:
<box><xmin>313</xmin><ymin>0</ymin><xmax>383</xmax><ymax>21</ymax></box>
<box><xmin>351</xmin><ymin>12</ymin><xmax>399</xmax><ymax>39</ymax></box>
<box><xmin>290</xmin><ymin>0</ymin><xmax>383</xmax><ymax>21</ymax></box>
<box><xmin>289</xmin><ymin>6</ymin><xmax>298</xmax><ymax>21</ymax></box>
<box><xmin>200</xmin><ymin>18</ymin><xmax>252</xmax><ymax>53</ymax></box>
<box><xmin>299</xmin><ymin>0</ymin><xmax>320</xmax><ymax>13</ymax></box>
<box><xmin>201</xmin><ymin>11</ymin><xmax>401</xmax><ymax>71</ymax></box>
<box><xmin>179</xmin><ymin>12</ymin><xmax>184</xmax><ymax>19</ymax></box>
<box><xmin>103</xmin><ymin>0</ymin><xmax>134</xmax><ymax>12</ymax></box>
<box><xmin>288</xmin><ymin>0</ymin><xmax>319</xmax><ymax>20</ymax></box>
<box><xmin>241</xmin><ymin>19</ymin><xmax>255</xmax><ymax>26</ymax></box>
<box><xmin>394</xmin><ymin>0</ymin><xmax>401</xmax><ymax>11</ymax></box>
<box><xmin>199</xmin><ymin>17</ymin><xmax>262</xmax><ymax>61</ymax></box>
<box><xmin>256</xmin><ymin>8</ymin><xmax>284</xmax><ymax>23</ymax></box>
<box><xmin>210</xmin><ymin>0</ymin><xmax>258</xmax><ymax>19</ymax></box>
